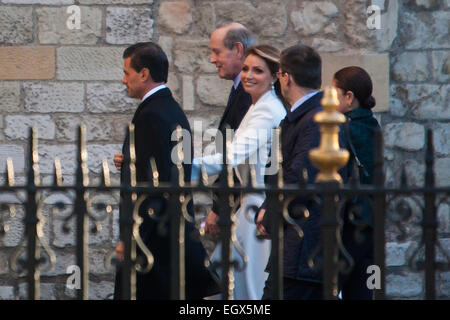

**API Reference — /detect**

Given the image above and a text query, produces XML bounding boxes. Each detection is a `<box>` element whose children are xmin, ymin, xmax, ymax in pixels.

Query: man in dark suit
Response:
<box><xmin>256</xmin><ymin>44</ymin><xmax>347</xmax><ymax>299</ymax></box>
<box><xmin>204</xmin><ymin>22</ymin><xmax>255</xmax><ymax>235</ymax></box>
<box><xmin>113</xmin><ymin>42</ymin><xmax>218</xmax><ymax>300</ymax></box>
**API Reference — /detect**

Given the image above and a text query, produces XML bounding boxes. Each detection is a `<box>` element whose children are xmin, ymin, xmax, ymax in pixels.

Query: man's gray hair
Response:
<box><xmin>219</xmin><ymin>23</ymin><xmax>255</xmax><ymax>51</ymax></box>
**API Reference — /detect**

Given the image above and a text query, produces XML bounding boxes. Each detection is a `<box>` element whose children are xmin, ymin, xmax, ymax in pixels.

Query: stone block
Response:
<box><xmin>390</xmin><ymin>84</ymin><xmax>449</xmax><ymax>120</ymax></box>
<box><xmin>86</xmin><ymin>144</ymin><xmax>122</xmax><ymax>174</ymax></box>
<box><xmin>5</xmin><ymin>115</ymin><xmax>56</xmax><ymax>141</ymax></box>
<box><xmin>215</xmin><ymin>1</ymin><xmax>287</xmax><ymax>37</ymax></box>
<box><xmin>435</xmin><ymin>158</ymin><xmax>450</xmax><ymax>187</ymax></box>
<box><xmin>431</xmin><ymin>51</ymin><xmax>450</xmax><ymax>83</ymax></box>
<box><xmin>173</xmin><ymin>39</ymin><xmax>216</xmax><ymax>74</ymax></box>
<box><xmin>38</xmin><ymin>145</ymin><xmax>77</xmax><ymax>175</ymax></box>
<box><xmin>344</xmin><ymin>0</ymin><xmax>371</xmax><ymax>47</ymax></box>
<box><xmin>0</xmin><ymin>286</ymin><xmax>15</xmax><ymax>300</ymax></box>
<box><xmin>374</xmin><ymin>0</ymin><xmax>399</xmax><ymax>51</ymax></box>
<box><xmin>0</xmin><ymin>6</ymin><xmax>33</xmax><ymax>44</ymax></box>
<box><xmin>158</xmin><ymin>1</ymin><xmax>192</xmax><ymax>34</ymax></box>
<box><xmin>387</xmin><ymin>242</ymin><xmax>413</xmax><ymax>267</ymax></box>
<box><xmin>392</xmin><ymin>52</ymin><xmax>429</xmax><ymax>82</ymax></box>
<box><xmin>0</xmin><ymin>251</ymin><xmax>11</xmax><ymax>275</ymax></box>
<box><xmin>158</xmin><ymin>36</ymin><xmax>173</xmax><ymax>65</ymax></box>
<box><xmin>19</xmin><ymin>282</ymin><xmax>57</xmax><ymax>300</ymax></box>
<box><xmin>400</xmin><ymin>12</ymin><xmax>449</xmax><ymax>50</ymax></box>
<box><xmin>0</xmin><ymin>82</ymin><xmax>21</xmax><ymax>112</ymax></box>
<box><xmin>196</xmin><ymin>75</ymin><xmax>232</xmax><ymax>107</ymax></box>
<box><xmin>57</xmin><ymin>47</ymin><xmax>124</xmax><ymax>80</ymax></box>
<box><xmin>106</xmin><ymin>7</ymin><xmax>153</xmax><ymax>45</ymax></box>
<box><xmin>89</xmin><ymin>280</ymin><xmax>114</xmax><ymax>300</ymax></box>
<box><xmin>37</xmin><ymin>6</ymin><xmax>102</xmax><ymax>45</ymax></box>
<box><xmin>386</xmin><ymin>272</ymin><xmax>423</xmax><ymax>298</ymax></box>
<box><xmin>167</xmin><ymin>72</ymin><xmax>180</xmax><ymax>102</ymax></box>
<box><xmin>24</xmin><ymin>82</ymin><xmax>84</xmax><ymax>113</ymax></box>
<box><xmin>384</xmin><ymin>122</ymin><xmax>425</xmax><ymax>151</ymax></box>
<box><xmin>0</xmin><ymin>47</ymin><xmax>55</xmax><ymax>80</ymax></box>
<box><xmin>2</xmin><ymin>0</ymin><xmax>73</xmax><ymax>3</ymax></box>
<box><xmin>194</xmin><ymin>2</ymin><xmax>215</xmax><ymax>35</ymax></box>
<box><xmin>182</xmin><ymin>75</ymin><xmax>194</xmax><ymax>110</ymax></box>
<box><xmin>78</xmin><ymin>0</ymin><xmax>151</xmax><ymax>3</ymax></box>
<box><xmin>291</xmin><ymin>1</ymin><xmax>338</xmax><ymax>36</ymax></box>
<box><xmin>312</xmin><ymin>38</ymin><xmax>344</xmax><ymax>52</ymax></box>
<box><xmin>320</xmin><ymin>53</ymin><xmax>390</xmax><ymax>112</ymax></box>
<box><xmin>439</xmin><ymin>271</ymin><xmax>450</xmax><ymax>298</ymax></box>
<box><xmin>86</xmin><ymin>82</ymin><xmax>139</xmax><ymax>113</ymax></box>
<box><xmin>433</xmin><ymin>123</ymin><xmax>450</xmax><ymax>156</ymax></box>
<box><xmin>55</xmin><ymin>115</ymin><xmax>112</xmax><ymax>142</ymax></box>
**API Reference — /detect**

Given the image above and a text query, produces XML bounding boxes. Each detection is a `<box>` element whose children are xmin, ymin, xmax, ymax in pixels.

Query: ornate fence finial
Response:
<box><xmin>309</xmin><ymin>86</ymin><xmax>349</xmax><ymax>183</ymax></box>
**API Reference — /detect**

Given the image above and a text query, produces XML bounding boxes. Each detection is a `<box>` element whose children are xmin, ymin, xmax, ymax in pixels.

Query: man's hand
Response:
<box><xmin>204</xmin><ymin>210</ymin><xmax>220</xmax><ymax>236</ymax></box>
<box><xmin>256</xmin><ymin>208</ymin><xmax>270</xmax><ymax>239</ymax></box>
<box><xmin>113</xmin><ymin>153</ymin><xmax>123</xmax><ymax>171</ymax></box>
<box><xmin>115</xmin><ymin>241</ymin><xmax>124</xmax><ymax>262</ymax></box>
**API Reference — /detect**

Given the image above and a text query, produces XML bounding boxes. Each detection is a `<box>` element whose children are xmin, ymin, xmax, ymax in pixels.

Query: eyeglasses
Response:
<box><xmin>276</xmin><ymin>71</ymin><xmax>288</xmax><ymax>78</ymax></box>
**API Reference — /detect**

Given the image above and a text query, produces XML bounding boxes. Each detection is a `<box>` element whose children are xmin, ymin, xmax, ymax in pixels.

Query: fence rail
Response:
<box><xmin>1</xmin><ymin>96</ymin><xmax>449</xmax><ymax>300</ymax></box>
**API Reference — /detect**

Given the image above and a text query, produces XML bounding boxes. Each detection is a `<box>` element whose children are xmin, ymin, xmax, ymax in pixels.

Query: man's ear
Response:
<box><xmin>140</xmin><ymin>67</ymin><xmax>150</xmax><ymax>82</ymax></box>
<box><xmin>234</xmin><ymin>42</ymin><xmax>244</xmax><ymax>60</ymax></box>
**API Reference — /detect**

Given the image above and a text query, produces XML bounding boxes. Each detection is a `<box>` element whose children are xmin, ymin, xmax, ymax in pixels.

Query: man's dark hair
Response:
<box><xmin>280</xmin><ymin>44</ymin><xmax>322</xmax><ymax>90</ymax></box>
<box><xmin>123</xmin><ymin>42</ymin><xmax>168</xmax><ymax>83</ymax></box>
<box><xmin>219</xmin><ymin>23</ymin><xmax>255</xmax><ymax>51</ymax></box>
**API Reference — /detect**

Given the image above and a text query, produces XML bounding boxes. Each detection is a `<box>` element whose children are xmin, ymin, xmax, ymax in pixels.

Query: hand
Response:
<box><xmin>256</xmin><ymin>209</ymin><xmax>270</xmax><ymax>239</ymax></box>
<box><xmin>204</xmin><ymin>210</ymin><xmax>220</xmax><ymax>236</ymax></box>
<box><xmin>113</xmin><ymin>153</ymin><xmax>123</xmax><ymax>171</ymax></box>
<box><xmin>115</xmin><ymin>241</ymin><xmax>124</xmax><ymax>262</ymax></box>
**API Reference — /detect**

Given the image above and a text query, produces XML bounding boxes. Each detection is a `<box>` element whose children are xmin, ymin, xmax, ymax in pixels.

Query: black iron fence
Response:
<box><xmin>0</xmin><ymin>123</ymin><xmax>449</xmax><ymax>300</ymax></box>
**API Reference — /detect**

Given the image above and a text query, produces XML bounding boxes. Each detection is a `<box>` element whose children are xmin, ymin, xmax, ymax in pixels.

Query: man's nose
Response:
<box><xmin>210</xmin><ymin>53</ymin><xmax>216</xmax><ymax>64</ymax></box>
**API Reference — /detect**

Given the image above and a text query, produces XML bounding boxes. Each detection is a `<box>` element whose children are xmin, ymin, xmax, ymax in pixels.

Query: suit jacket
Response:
<box><xmin>262</xmin><ymin>91</ymin><xmax>348</xmax><ymax>283</ymax></box>
<box><xmin>115</xmin><ymin>87</ymin><xmax>219</xmax><ymax>300</ymax></box>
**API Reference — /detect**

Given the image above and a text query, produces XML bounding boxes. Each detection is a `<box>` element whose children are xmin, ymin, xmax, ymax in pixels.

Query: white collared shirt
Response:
<box><xmin>290</xmin><ymin>91</ymin><xmax>319</xmax><ymax>113</ymax></box>
<box><xmin>141</xmin><ymin>84</ymin><xmax>167</xmax><ymax>102</ymax></box>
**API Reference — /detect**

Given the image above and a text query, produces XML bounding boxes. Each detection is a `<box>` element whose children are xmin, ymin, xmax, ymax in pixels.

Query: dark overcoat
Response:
<box><xmin>114</xmin><ymin>87</ymin><xmax>219</xmax><ymax>300</ymax></box>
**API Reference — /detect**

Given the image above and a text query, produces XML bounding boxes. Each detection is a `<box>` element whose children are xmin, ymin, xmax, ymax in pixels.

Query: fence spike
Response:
<box><xmin>53</xmin><ymin>157</ymin><xmax>63</xmax><ymax>187</ymax></box>
<box><xmin>6</xmin><ymin>157</ymin><xmax>14</xmax><ymax>187</ymax></box>
<box><xmin>101</xmin><ymin>158</ymin><xmax>111</xmax><ymax>187</ymax></box>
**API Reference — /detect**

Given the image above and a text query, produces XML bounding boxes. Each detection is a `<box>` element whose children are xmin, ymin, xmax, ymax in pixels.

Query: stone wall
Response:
<box><xmin>0</xmin><ymin>0</ymin><xmax>448</xmax><ymax>299</ymax></box>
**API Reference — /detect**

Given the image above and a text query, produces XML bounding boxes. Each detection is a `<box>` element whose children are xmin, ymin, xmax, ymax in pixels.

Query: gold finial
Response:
<box><xmin>309</xmin><ymin>86</ymin><xmax>349</xmax><ymax>183</ymax></box>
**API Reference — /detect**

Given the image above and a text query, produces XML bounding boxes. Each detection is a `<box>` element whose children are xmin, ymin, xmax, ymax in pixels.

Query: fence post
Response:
<box><xmin>120</xmin><ymin>124</ymin><xmax>137</xmax><ymax>300</ymax></box>
<box><xmin>74</xmin><ymin>125</ymin><xmax>89</xmax><ymax>300</ymax></box>
<box><xmin>423</xmin><ymin>129</ymin><xmax>437</xmax><ymax>300</ymax></box>
<box><xmin>218</xmin><ymin>131</ymin><xmax>235</xmax><ymax>300</ymax></box>
<box><xmin>373</xmin><ymin>129</ymin><xmax>386</xmax><ymax>300</ymax></box>
<box><xmin>25</xmin><ymin>127</ymin><xmax>40</xmax><ymax>300</ymax></box>
<box><xmin>309</xmin><ymin>86</ymin><xmax>349</xmax><ymax>299</ymax></box>
<box><xmin>170</xmin><ymin>126</ymin><xmax>185</xmax><ymax>300</ymax></box>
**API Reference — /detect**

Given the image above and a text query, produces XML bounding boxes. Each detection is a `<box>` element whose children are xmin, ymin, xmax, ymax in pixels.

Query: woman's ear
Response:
<box><xmin>345</xmin><ymin>91</ymin><xmax>355</xmax><ymax>106</ymax></box>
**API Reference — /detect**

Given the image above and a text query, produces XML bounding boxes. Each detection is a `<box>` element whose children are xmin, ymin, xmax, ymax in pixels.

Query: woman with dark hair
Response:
<box><xmin>332</xmin><ymin>66</ymin><xmax>381</xmax><ymax>300</ymax></box>
<box><xmin>192</xmin><ymin>45</ymin><xmax>286</xmax><ymax>299</ymax></box>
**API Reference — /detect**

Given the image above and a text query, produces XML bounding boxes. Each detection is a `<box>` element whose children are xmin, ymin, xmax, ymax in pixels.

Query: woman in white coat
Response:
<box><xmin>192</xmin><ymin>45</ymin><xmax>287</xmax><ymax>299</ymax></box>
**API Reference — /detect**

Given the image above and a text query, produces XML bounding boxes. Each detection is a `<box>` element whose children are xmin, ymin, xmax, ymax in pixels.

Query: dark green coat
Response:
<box><xmin>345</xmin><ymin>107</ymin><xmax>381</xmax><ymax>227</ymax></box>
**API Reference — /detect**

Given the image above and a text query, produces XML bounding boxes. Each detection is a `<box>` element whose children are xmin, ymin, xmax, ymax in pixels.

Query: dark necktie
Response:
<box><xmin>227</xmin><ymin>85</ymin><xmax>236</xmax><ymax>107</ymax></box>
